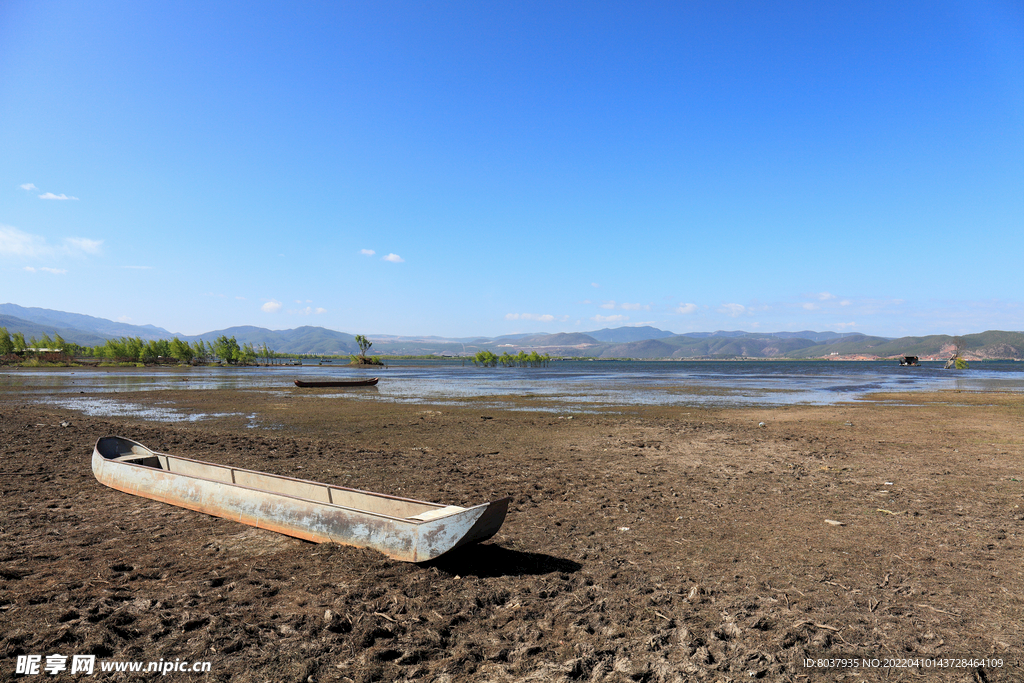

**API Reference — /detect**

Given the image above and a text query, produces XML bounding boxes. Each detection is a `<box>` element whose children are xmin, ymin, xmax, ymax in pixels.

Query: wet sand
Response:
<box><xmin>1</xmin><ymin>381</ymin><xmax>1022</xmax><ymax>681</ymax></box>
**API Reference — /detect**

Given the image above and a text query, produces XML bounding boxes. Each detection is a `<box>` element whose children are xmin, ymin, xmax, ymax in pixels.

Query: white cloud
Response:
<box><xmin>261</xmin><ymin>300</ymin><xmax>283</xmax><ymax>313</ymax></box>
<box><xmin>296</xmin><ymin>306</ymin><xmax>327</xmax><ymax>315</ymax></box>
<box><xmin>1</xmin><ymin>226</ymin><xmax>102</xmax><ymax>258</ymax></box>
<box><xmin>840</xmin><ymin>300</ymin><xmax>851</xmax><ymax>306</ymax></box>
<box><xmin>675</xmin><ymin>303</ymin><xmax>698</xmax><ymax>314</ymax></box>
<box><xmin>64</xmin><ymin>237</ymin><xmax>102</xmax><ymax>255</ymax></box>
<box><xmin>719</xmin><ymin>303</ymin><xmax>747</xmax><ymax>317</ymax></box>
<box><xmin>20</xmin><ymin>183</ymin><xmax>37</xmax><ymax>191</ymax></box>
<box><xmin>1</xmin><ymin>225</ymin><xmax>48</xmax><ymax>257</ymax></box>
<box><xmin>383</xmin><ymin>253</ymin><xmax>404</xmax><ymax>263</ymax></box>
<box><xmin>592</xmin><ymin>314</ymin><xmax>628</xmax><ymax>323</ymax></box>
<box><xmin>505</xmin><ymin>313</ymin><xmax>555</xmax><ymax>322</ymax></box>
<box><xmin>835</xmin><ymin>322</ymin><xmax>858</xmax><ymax>330</ymax></box>
<box><xmin>121</xmin><ymin>265</ymin><xmax>152</xmax><ymax>270</ymax></box>
<box><xmin>818</xmin><ymin>292</ymin><xmax>836</xmax><ymax>301</ymax></box>
<box><xmin>39</xmin><ymin>267</ymin><xmax>67</xmax><ymax>274</ymax></box>
<box><xmin>591</xmin><ymin>282</ymin><xmax>600</xmax><ymax>288</ymax></box>
<box><xmin>360</xmin><ymin>249</ymin><xmax>375</xmax><ymax>256</ymax></box>
<box><xmin>802</xmin><ymin>303</ymin><xmax>818</xmax><ymax>311</ymax></box>
<box><xmin>39</xmin><ymin>192</ymin><xmax>79</xmax><ymax>201</ymax></box>
<box><xmin>599</xmin><ymin>300</ymin><xmax>649</xmax><ymax>311</ymax></box>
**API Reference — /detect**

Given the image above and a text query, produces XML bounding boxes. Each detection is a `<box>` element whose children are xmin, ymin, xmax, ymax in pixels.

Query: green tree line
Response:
<box><xmin>0</xmin><ymin>328</ymin><xmax>87</xmax><ymax>357</ymax></box>
<box><xmin>0</xmin><ymin>328</ymin><xmax>280</xmax><ymax>366</ymax></box>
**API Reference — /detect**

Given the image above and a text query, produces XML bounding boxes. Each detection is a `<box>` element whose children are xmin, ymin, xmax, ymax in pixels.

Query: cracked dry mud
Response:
<box><xmin>1</xmin><ymin>383</ymin><xmax>1022</xmax><ymax>682</ymax></box>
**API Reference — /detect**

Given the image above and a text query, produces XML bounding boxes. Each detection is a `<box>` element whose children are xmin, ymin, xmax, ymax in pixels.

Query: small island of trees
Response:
<box><xmin>350</xmin><ymin>335</ymin><xmax>383</xmax><ymax>366</ymax></box>
<box><xmin>472</xmin><ymin>350</ymin><xmax>551</xmax><ymax>368</ymax></box>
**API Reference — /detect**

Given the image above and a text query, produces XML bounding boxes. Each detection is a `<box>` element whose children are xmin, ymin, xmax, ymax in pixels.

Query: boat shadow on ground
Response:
<box><xmin>426</xmin><ymin>543</ymin><xmax>581</xmax><ymax>578</ymax></box>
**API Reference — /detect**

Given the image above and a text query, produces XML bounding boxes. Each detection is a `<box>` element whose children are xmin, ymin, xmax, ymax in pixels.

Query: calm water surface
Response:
<box><xmin>4</xmin><ymin>360</ymin><xmax>1023</xmax><ymax>421</ymax></box>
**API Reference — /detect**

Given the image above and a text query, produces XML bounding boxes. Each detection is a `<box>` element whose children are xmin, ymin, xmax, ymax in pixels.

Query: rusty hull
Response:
<box><xmin>92</xmin><ymin>436</ymin><xmax>509</xmax><ymax>563</ymax></box>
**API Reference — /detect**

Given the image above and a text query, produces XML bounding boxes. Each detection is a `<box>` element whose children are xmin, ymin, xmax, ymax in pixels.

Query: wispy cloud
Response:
<box><xmin>64</xmin><ymin>237</ymin><xmax>102</xmax><ymax>254</ymax></box>
<box><xmin>1</xmin><ymin>225</ymin><xmax>47</xmax><ymax>257</ymax></box>
<box><xmin>23</xmin><ymin>266</ymin><xmax>67</xmax><ymax>274</ymax></box>
<box><xmin>591</xmin><ymin>282</ymin><xmax>600</xmax><ymax>288</ymax></box>
<box><xmin>675</xmin><ymin>303</ymin><xmax>698</xmax><ymax>314</ymax></box>
<box><xmin>360</xmin><ymin>249</ymin><xmax>375</xmax><ymax>256</ymax></box>
<box><xmin>383</xmin><ymin>253</ymin><xmax>404</xmax><ymax>263</ymax></box>
<box><xmin>505</xmin><ymin>313</ymin><xmax>555</xmax><ymax>322</ymax></box>
<box><xmin>600</xmin><ymin>300</ymin><xmax>649</xmax><ymax>311</ymax></box>
<box><xmin>818</xmin><ymin>292</ymin><xmax>836</xmax><ymax>301</ymax></box>
<box><xmin>592</xmin><ymin>314</ymin><xmax>628</xmax><ymax>323</ymax></box>
<box><xmin>295</xmin><ymin>307</ymin><xmax>327</xmax><ymax>315</ymax></box>
<box><xmin>1</xmin><ymin>225</ymin><xmax>102</xmax><ymax>258</ymax></box>
<box><xmin>719</xmin><ymin>303</ymin><xmax>747</xmax><ymax>317</ymax></box>
<box><xmin>19</xmin><ymin>183</ymin><xmax>37</xmax><ymax>191</ymax></box>
<box><xmin>122</xmin><ymin>265</ymin><xmax>153</xmax><ymax>270</ymax></box>
<box><xmin>261</xmin><ymin>299</ymin><xmax>283</xmax><ymax>313</ymax></box>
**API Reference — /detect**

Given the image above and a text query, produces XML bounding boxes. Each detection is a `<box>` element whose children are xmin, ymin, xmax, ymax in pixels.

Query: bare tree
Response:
<box><xmin>945</xmin><ymin>336</ymin><xmax>968</xmax><ymax>369</ymax></box>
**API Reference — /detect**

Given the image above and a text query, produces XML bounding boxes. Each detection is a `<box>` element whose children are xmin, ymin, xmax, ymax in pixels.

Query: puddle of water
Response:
<box><xmin>43</xmin><ymin>397</ymin><xmax>240</xmax><ymax>423</ymax></box>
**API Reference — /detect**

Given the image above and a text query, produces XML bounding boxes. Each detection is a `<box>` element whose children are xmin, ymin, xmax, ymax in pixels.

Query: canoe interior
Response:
<box><xmin>99</xmin><ymin>437</ymin><xmax>462</xmax><ymax>521</ymax></box>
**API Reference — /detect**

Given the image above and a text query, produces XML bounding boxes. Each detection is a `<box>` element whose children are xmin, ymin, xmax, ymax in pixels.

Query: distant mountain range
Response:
<box><xmin>2</xmin><ymin>303</ymin><xmax>1023</xmax><ymax>360</ymax></box>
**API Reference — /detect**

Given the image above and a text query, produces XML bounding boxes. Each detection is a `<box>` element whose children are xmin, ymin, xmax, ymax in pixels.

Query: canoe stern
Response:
<box><xmin>413</xmin><ymin>497</ymin><xmax>511</xmax><ymax>562</ymax></box>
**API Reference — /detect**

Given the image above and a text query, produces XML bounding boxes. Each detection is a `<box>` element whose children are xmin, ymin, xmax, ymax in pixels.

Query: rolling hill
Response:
<box><xmin>0</xmin><ymin>304</ymin><xmax>175</xmax><ymax>341</ymax></box>
<box><xmin>584</xmin><ymin>326</ymin><xmax>676</xmax><ymax>343</ymax></box>
<box><xmin>0</xmin><ymin>314</ymin><xmax>110</xmax><ymax>347</ymax></box>
<box><xmin>2</xmin><ymin>303</ymin><xmax>1022</xmax><ymax>359</ymax></box>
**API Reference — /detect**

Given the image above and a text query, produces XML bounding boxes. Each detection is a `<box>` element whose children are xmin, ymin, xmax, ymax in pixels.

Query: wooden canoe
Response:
<box><xmin>92</xmin><ymin>436</ymin><xmax>510</xmax><ymax>563</ymax></box>
<box><xmin>294</xmin><ymin>377</ymin><xmax>379</xmax><ymax>387</ymax></box>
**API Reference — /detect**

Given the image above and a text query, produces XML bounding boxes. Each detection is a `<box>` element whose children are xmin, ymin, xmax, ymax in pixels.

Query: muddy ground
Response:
<box><xmin>1</xmin><ymin>380</ymin><xmax>1023</xmax><ymax>682</ymax></box>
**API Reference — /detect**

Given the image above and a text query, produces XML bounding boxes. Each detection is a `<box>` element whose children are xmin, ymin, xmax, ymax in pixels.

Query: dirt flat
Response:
<box><xmin>1</xmin><ymin>382</ymin><xmax>1022</xmax><ymax>682</ymax></box>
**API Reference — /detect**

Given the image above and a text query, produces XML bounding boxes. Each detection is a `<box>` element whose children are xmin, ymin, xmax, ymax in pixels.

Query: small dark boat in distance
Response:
<box><xmin>899</xmin><ymin>356</ymin><xmax>919</xmax><ymax>366</ymax></box>
<box><xmin>294</xmin><ymin>377</ymin><xmax>379</xmax><ymax>388</ymax></box>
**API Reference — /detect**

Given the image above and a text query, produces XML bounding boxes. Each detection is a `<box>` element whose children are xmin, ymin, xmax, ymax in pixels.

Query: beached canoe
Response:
<box><xmin>92</xmin><ymin>436</ymin><xmax>510</xmax><ymax>562</ymax></box>
<box><xmin>294</xmin><ymin>377</ymin><xmax>379</xmax><ymax>387</ymax></box>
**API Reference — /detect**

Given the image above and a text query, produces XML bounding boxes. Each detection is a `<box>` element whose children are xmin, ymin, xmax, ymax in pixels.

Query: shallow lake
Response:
<box><xmin>4</xmin><ymin>360</ymin><xmax>1023</xmax><ymax>421</ymax></box>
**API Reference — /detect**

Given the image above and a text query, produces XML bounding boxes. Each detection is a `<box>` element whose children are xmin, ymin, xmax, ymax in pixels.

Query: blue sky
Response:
<box><xmin>2</xmin><ymin>1</ymin><xmax>1022</xmax><ymax>338</ymax></box>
